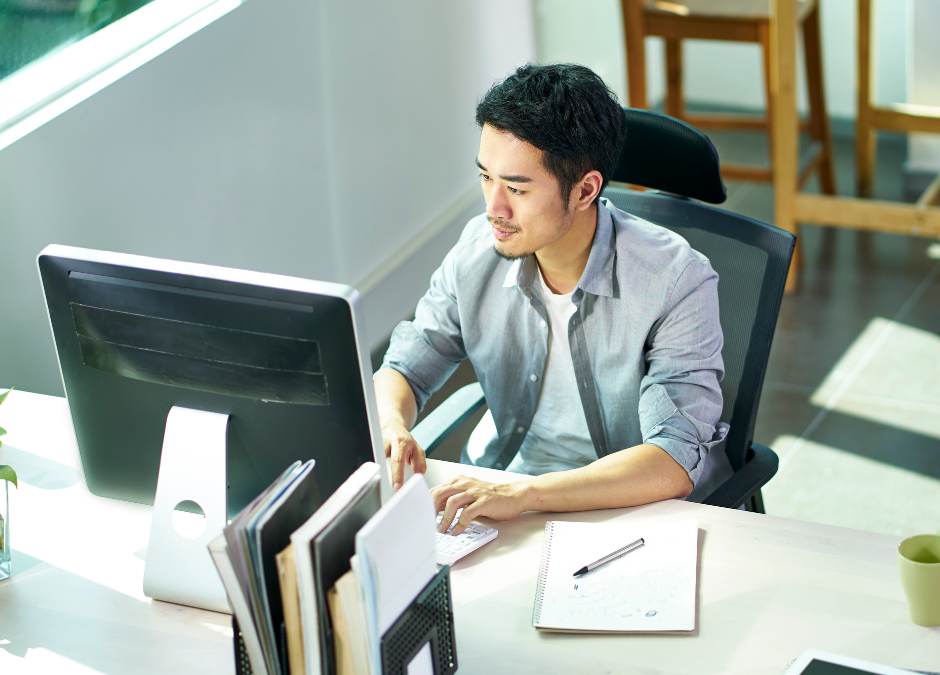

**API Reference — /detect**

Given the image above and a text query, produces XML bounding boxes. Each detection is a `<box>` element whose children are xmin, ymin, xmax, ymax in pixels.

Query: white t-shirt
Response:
<box><xmin>467</xmin><ymin>265</ymin><xmax>597</xmax><ymax>476</ymax></box>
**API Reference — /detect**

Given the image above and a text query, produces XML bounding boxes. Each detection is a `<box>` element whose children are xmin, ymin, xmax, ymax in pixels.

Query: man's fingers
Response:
<box><xmin>413</xmin><ymin>444</ymin><xmax>428</xmax><ymax>475</ymax></box>
<box><xmin>430</xmin><ymin>481</ymin><xmax>470</xmax><ymax>513</ymax></box>
<box><xmin>390</xmin><ymin>435</ymin><xmax>426</xmax><ymax>491</ymax></box>
<box><xmin>450</xmin><ymin>498</ymin><xmax>489</xmax><ymax>536</ymax></box>
<box><xmin>438</xmin><ymin>492</ymin><xmax>477</xmax><ymax>533</ymax></box>
<box><xmin>389</xmin><ymin>438</ymin><xmax>405</xmax><ymax>491</ymax></box>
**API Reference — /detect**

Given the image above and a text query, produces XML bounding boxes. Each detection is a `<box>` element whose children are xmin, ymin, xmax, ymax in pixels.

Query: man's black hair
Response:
<box><xmin>475</xmin><ymin>63</ymin><xmax>626</xmax><ymax>205</ymax></box>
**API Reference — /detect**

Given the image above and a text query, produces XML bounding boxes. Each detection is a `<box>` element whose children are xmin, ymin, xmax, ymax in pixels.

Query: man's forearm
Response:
<box><xmin>516</xmin><ymin>444</ymin><xmax>693</xmax><ymax>512</ymax></box>
<box><xmin>373</xmin><ymin>368</ymin><xmax>419</xmax><ymax>430</ymax></box>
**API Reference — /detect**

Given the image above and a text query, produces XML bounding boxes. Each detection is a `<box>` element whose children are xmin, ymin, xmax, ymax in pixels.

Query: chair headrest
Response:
<box><xmin>611</xmin><ymin>108</ymin><xmax>727</xmax><ymax>204</ymax></box>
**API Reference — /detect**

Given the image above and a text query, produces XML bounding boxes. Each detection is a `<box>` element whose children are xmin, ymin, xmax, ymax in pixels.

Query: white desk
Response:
<box><xmin>1</xmin><ymin>390</ymin><xmax>937</xmax><ymax>674</ymax></box>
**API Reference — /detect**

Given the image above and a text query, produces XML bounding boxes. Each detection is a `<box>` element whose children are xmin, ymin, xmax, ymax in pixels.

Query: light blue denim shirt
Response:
<box><xmin>382</xmin><ymin>198</ymin><xmax>729</xmax><ymax>487</ymax></box>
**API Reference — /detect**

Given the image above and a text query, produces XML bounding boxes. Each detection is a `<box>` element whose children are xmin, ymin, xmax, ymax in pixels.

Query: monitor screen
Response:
<box><xmin>38</xmin><ymin>245</ymin><xmax>388</xmax><ymax>517</ymax></box>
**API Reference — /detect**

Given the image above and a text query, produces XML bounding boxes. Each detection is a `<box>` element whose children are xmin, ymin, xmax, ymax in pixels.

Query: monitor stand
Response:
<box><xmin>142</xmin><ymin>406</ymin><xmax>231</xmax><ymax>613</ymax></box>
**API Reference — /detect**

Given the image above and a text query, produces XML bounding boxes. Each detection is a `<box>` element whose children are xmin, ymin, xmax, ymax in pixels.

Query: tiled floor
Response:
<box><xmin>712</xmin><ymin>129</ymin><xmax>940</xmax><ymax>537</ymax></box>
<box><xmin>374</xmin><ymin>128</ymin><xmax>940</xmax><ymax>539</ymax></box>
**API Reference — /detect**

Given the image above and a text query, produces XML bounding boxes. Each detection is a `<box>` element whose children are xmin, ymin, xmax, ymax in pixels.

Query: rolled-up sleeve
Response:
<box><xmin>380</xmin><ymin>246</ymin><xmax>467</xmax><ymax>412</ymax></box>
<box><xmin>639</xmin><ymin>257</ymin><xmax>728</xmax><ymax>486</ymax></box>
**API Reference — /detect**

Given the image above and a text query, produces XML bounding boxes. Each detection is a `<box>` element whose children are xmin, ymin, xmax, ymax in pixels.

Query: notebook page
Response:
<box><xmin>534</xmin><ymin>519</ymin><xmax>698</xmax><ymax>632</ymax></box>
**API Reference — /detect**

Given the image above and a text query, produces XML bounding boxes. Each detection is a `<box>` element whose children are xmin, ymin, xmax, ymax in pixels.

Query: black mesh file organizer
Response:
<box><xmin>233</xmin><ymin>565</ymin><xmax>457</xmax><ymax>675</ymax></box>
<box><xmin>380</xmin><ymin>565</ymin><xmax>457</xmax><ymax>675</ymax></box>
<box><xmin>233</xmin><ymin>617</ymin><xmax>253</xmax><ymax>675</ymax></box>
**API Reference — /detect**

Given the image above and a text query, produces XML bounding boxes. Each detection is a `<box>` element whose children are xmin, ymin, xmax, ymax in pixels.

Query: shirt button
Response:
<box><xmin>529</xmin><ymin>374</ymin><xmax>538</xmax><ymax>381</ymax></box>
<box><xmin>495</xmin><ymin>462</ymin><xmax>504</xmax><ymax>469</ymax></box>
<box><xmin>517</xmin><ymin>426</ymin><xmax>525</xmax><ymax>433</ymax></box>
<box><xmin>540</xmin><ymin>320</ymin><xmax>546</xmax><ymax>328</ymax></box>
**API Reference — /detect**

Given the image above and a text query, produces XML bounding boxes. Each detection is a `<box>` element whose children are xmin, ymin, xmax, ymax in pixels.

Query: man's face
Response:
<box><xmin>476</xmin><ymin>124</ymin><xmax>574</xmax><ymax>260</ymax></box>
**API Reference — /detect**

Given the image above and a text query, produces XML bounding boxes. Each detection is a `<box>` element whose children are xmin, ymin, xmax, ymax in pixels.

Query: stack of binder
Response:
<box><xmin>209</xmin><ymin>461</ymin><xmax>457</xmax><ymax>675</ymax></box>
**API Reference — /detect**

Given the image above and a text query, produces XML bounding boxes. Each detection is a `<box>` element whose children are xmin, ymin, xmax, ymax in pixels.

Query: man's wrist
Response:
<box><xmin>379</xmin><ymin>413</ymin><xmax>409</xmax><ymax>433</ymax></box>
<box><xmin>511</xmin><ymin>479</ymin><xmax>539</xmax><ymax>513</ymax></box>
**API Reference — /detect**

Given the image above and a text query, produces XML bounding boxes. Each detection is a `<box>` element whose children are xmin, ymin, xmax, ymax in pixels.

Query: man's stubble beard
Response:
<box><xmin>490</xmin><ymin>200</ymin><xmax>575</xmax><ymax>261</ymax></box>
<box><xmin>489</xmin><ymin>217</ymin><xmax>522</xmax><ymax>260</ymax></box>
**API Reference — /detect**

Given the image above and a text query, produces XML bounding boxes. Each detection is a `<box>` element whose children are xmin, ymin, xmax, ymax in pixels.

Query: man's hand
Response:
<box><xmin>382</xmin><ymin>419</ymin><xmax>427</xmax><ymax>491</ymax></box>
<box><xmin>374</xmin><ymin>368</ymin><xmax>422</xmax><ymax>491</ymax></box>
<box><xmin>431</xmin><ymin>475</ymin><xmax>529</xmax><ymax>535</ymax></box>
<box><xmin>430</xmin><ymin>444</ymin><xmax>691</xmax><ymax>533</ymax></box>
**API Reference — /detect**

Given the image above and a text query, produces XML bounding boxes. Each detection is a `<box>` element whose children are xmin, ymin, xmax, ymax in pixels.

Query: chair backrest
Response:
<box><xmin>612</xmin><ymin>108</ymin><xmax>727</xmax><ymax>204</ymax></box>
<box><xmin>602</xmin><ymin>187</ymin><xmax>794</xmax><ymax>471</ymax></box>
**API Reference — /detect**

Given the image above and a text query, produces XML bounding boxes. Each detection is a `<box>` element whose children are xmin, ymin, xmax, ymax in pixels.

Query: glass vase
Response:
<box><xmin>0</xmin><ymin>480</ymin><xmax>9</xmax><ymax>581</ymax></box>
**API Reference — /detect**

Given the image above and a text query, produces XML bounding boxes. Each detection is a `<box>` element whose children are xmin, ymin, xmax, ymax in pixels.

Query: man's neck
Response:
<box><xmin>535</xmin><ymin>201</ymin><xmax>598</xmax><ymax>295</ymax></box>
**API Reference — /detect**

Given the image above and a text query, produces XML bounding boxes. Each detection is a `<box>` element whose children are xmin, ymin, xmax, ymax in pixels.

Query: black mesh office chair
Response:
<box><xmin>409</xmin><ymin>108</ymin><xmax>795</xmax><ymax>512</ymax></box>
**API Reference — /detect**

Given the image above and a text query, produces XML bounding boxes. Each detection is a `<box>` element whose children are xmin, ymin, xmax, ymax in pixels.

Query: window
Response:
<box><xmin>0</xmin><ymin>0</ymin><xmax>238</xmax><ymax>151</ymax></box>
<box><xmin>0</xmin><ymin>0</ymin><xmax>157</xmax><ymax>82</ymax></box>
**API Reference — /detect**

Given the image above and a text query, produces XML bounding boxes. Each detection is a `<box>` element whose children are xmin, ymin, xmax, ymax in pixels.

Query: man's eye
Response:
<box><xmin>508</xmin><ymin>186</ymin><xmax>521</xmax><ymax>195</ymax></box>
<box><xmin>480</xmin><ymin>173</ymin><xmax>491</xmax><ymax>181</ymax></box>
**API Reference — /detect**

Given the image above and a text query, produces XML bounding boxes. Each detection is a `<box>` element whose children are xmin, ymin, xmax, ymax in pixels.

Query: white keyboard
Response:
<box><xmin>435</xmin><ymin>512</ymin><xmax>498</xmax><ymax>566</ymax></box>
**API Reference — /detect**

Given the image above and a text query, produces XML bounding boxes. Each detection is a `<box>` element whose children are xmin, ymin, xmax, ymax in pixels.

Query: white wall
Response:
<box><xmin>533</xmin><ymin>0</ymin><xmax>908</xmax><ymax>118</ymax></box>
<box><xmin>0</xmin><ymin>0</ymin><xmax>535</xmax><ymax>396</ymax></box>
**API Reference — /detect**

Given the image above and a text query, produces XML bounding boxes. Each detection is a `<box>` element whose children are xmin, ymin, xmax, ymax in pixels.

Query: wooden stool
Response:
<box><xmin>766</xmin><ymin>0</ymin><xmax>940</xmax><ymax>294</ymax></box>
<box><xmin>621</xmin><ymin>0</ymin><xmax>836</xmax><ymax>194</ymax></box>
<box><xmin>855</xmin><ymin>0</ymin><xmax>940</xmax><ymax>201</ymax></box>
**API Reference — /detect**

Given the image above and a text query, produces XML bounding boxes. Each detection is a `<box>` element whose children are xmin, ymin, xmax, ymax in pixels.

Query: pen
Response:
<box><xmin>573</xmin><ymin>537</ymin><xmax>645</xmax><ymax>577</ymax></box>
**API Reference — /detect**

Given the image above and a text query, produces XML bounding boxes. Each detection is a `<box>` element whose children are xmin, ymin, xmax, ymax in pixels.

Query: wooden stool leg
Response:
<box><xmin>759</xmin><ymin>22</ymin><xmax>775</xmax><ymax>169</ymax></box>
<box><xmin>622</xmin><ymin>0</ymin><xmax>648</xmax><ymax>109</ymax></box>
<box><xmin>770</xmin><ymin>0</ymin><xmax>801</xmax><ymax>291</ymax></box>
<box><xmin>856</xmin><ymin>0</ymin><xmax>876</xmax><ymax>197</ymax></box>
<box><xmin>763</xmin><ymin>20</ymin><xmax>803</xmax><ymax>271</ymax></box>
<box><xmin>803</xmin><ymin>3</ymin><xmax>837</xmax><ymax>195</ymax></box>
<box><xmin>665</xmin><ymin>39</ymin><xmax>684</xmax><ymax>119</ymax></box>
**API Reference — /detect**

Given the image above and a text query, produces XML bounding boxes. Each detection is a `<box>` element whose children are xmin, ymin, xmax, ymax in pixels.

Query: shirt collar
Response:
<box><xmin>502</xmin><ymin>255</ymin><xmax>539</xmax><ymax>294</ymax></box>
<box><xmin>577</xmin><ymin>198</ymin><xmax>616</xmax><ymax>298</ymax></box>
<box><xmin>502</xmin><ymin>198</ymin><xmax>616</xmax><ymax>298</ymax></box>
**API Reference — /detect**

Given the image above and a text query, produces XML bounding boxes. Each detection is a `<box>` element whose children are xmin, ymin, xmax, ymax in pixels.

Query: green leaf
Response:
<box><xmin>0</xmin><ymin>387</ymin><xmax>13</xmax><ymax>407</ymax></box>
<box><xmin>0</xmin><ymin>465</ymin><xmax>16</xmax><ymax>488</ymax></box>
<box><xmin>0</xmin><ymin>427</ymin><xmax>5</xmax><ymax>436</ymax></box>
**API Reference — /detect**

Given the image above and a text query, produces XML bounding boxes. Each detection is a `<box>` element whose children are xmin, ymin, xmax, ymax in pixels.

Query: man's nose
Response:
<box><xmin>486</xmin><ymin>185</ymin><xmax>512</xmax><ymax>221</ymax></box>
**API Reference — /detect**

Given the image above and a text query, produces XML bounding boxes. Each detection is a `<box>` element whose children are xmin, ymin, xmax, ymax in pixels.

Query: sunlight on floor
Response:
<box><xmin>765</xmin><ymin>314</ymin><xmax>940</xmax><ymax>538</ymax></box>
<box><xmin>764</xmin><ymin>435</ymin><xmax>940</xmax><ymax>537</ymax></box>
<box><xmin>809</xmin><ymin>318</ymin><xmax>940</xmax><ymax>439</ymax></box>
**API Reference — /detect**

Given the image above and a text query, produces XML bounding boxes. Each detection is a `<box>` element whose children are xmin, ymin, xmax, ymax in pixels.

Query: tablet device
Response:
<box><xmin>787</xmin><ymin>649</ymin><xmax>933</xmax><ymax>675</ymax></box>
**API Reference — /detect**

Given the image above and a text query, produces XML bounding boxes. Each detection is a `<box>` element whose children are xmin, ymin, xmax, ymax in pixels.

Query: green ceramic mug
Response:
<box><xmin>897</xmin><ymin>531</ymin><xmax>940</xmax><ymax>626</ymax></box>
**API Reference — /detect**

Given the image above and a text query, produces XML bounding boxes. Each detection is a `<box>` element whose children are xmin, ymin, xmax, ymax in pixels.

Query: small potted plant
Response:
<box><xmin>0</xmin><ymin>387</ymin><xmax>16</xmax><ymax>581</ymax></box>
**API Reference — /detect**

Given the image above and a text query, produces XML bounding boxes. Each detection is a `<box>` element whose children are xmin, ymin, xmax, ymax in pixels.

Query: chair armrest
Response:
<box><xmin>701</xmin><ymin>442</ymin><xmax>779</xmax><ymax>510</ymax></box>
<box><xmin>410</xmin><ymin>383</ymin><xmax>486</xmax><ymax>457</ymax></box>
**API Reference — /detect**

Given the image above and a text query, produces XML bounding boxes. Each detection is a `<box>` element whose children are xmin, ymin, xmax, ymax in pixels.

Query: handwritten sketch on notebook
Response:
<box><xmin>534</xmin><ymin>519</ymin><xmax>698</xmax><ymax>632</ymax></box>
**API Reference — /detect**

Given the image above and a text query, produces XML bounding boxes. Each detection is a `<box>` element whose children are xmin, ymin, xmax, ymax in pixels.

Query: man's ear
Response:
<box><xmin>573</xmin><ymin>170</ymin><xmax>604</xmax><ymax>211</ymax></box>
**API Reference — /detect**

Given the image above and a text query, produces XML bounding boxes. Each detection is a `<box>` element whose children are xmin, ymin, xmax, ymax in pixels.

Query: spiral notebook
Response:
<box><xmin>532</xmin><ymin>519</ymin><xmax>699</xmax><ymax>633</ymax></box>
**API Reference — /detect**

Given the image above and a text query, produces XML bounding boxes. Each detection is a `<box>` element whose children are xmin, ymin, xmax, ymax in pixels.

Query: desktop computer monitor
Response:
<box><xmin>37</xmin><ymin>245</ymin><xmax>389</xmax><ymax>518</ymax></box>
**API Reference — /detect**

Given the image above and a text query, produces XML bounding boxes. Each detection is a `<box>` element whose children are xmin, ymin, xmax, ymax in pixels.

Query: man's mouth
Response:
<box><xmin>490</xmin><ymin>220</ymin><xmax>518</xmax><ymax>240</ymax></box>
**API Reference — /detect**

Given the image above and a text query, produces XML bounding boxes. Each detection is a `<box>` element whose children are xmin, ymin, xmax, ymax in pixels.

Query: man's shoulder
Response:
<box><xmin>604</xmin><ymin>200</ymin><xmax>711</xmax><ymax>284</ymax></box>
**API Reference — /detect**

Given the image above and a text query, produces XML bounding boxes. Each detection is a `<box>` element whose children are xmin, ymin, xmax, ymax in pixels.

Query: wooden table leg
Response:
<box><xmin>622</xmin><ymin>0</ymin><xmax>649</xmax><ymax>109</ymax></box>
<box><xmin>856</xmin><ymin>0</ymin><xmax>876</xmax><ymax>197</ymax></box>
<box><xmin>770</xmin><ymin>0</ymin><xmax>801</xmax><ymax>292</ymax></box>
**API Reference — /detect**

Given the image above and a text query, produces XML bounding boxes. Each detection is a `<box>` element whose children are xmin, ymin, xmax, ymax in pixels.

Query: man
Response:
<box><xmin>374</xmin><ymin>63</ymin><xmax>728</xmax><ymax>535</ymax></box>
